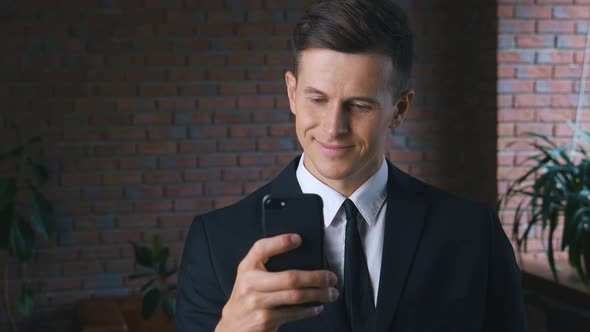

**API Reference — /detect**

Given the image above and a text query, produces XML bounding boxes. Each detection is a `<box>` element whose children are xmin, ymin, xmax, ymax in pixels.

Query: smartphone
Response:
<box><xmin>262</xmin><ymin>194</ymin><xmax>325</xmax><ymax>272</ymax></box>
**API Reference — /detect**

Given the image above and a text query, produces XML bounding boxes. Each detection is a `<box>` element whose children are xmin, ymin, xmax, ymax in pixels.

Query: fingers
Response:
<box><xmin>273</xmin><ymin>304</ymin><xmax>325</xmax><ymax>326</ymax></box>
<box><xmin>261</xmin><ymin>287</ymin><xmax>339</xmax><ymax>308</ymax></box>
<box><xmin>240</xmin><ymin>234</ymin><xmax>301</xmax><ymax>270</ymax></box>
<box><xmin>253</xmin><ymin>269</ymin><xmax>337</xmax><ymax>292</ymax></box>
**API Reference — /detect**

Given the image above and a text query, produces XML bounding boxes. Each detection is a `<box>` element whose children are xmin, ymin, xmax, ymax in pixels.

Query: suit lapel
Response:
<box><xmin>270</xmin><ymin>156</ymin><xmax>303</xmax><ymax>196</ymax></box>
<box><xmin>376</xmin><ymin>160</ymin><xmax>430</xmax><ymax>331</ymax></box>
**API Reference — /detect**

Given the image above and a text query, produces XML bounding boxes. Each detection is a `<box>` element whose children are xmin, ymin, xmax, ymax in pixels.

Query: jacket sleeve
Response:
<box><xmin>175</xmin><ymin>216</ymin><xmax>226</xmax><ymax>331</ymax></box>
<box><xmin>483</xmin><ymin>207</ymin><xmax>527</xmax><ymax>332</ymax></box>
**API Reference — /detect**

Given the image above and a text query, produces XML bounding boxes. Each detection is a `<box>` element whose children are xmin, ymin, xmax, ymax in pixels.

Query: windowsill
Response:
<box><xmin>516</xmin><ymin>252</ymin><xmax>589</xmax><ymax>296</ymax></box>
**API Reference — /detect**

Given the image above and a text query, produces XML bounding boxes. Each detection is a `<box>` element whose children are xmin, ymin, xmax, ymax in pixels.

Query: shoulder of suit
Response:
<box><xmin>193</xmin><ymin>181</ymin><xmax>272</xmax><ymax>225</ymax></box>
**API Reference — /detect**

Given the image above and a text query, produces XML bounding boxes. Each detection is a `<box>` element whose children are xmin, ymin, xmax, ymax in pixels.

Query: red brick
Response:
<box><xmin>554</xmin><ymin>123</ymin><xmax>575</xmax><ymax>136</ymax></box>
<box><xmin>515</xmin><ymin>65</ymin><xmax>552</xmax><ymax>78</ymax></box>
<box><xmin>497</xmin><ymin>66</ymin><xmax>515</xmax><ymax>78</ymax></box>
<box><xmin>101</xmin><ymin>230</ymin><xmax>141</xmax><ymax>244</ymax></box>
<box><xmin>183</xmin><ymin>169</ymin><xmax>221</xmax><ymax>181</ymax></box>
<box><xmin>515</xmin><ymin>5</ymin><xmax>552</xmax><ymax>18</ymax></box>
<box><xmin>157</xmin><ymin>99</ymin><xmax>197</xmax><ymax>111</ymax></box>
<box><xmin>514</xmin><ymin>94</ymin><xmax>550</xmax><ymax>107</ymax></box>
<box><xmin>189</xmin><ymin>54</ymin><xmax>226</xmax><ymax>67</ymax></box>
<box><xmin>498</xmin><ymin>95</ymin><xmax>513</xmax><ymax>107</ymax></box>
<box><xmin>238</xmin><ymin>96</ymin><xmax>274</xmax><ymax>109</ymax></box>
<box><xmin>134</xmin><ymin>113</ymin><xmax>173</xmax><ymax>125</ymax></box>
<box><xmin>556</xmin><ymin>35</ymin><xmax>587</xmax><ymax>49</ymax></box>
<box><xmin>498</xmin><ymin>5</ymin><xmax>514</xmax><ymax>17</ymax></box>
<box><xmin>103</xmin><ymin>172</ymin><xmax>142</xmax><ymax>185</ymax></box>
<box><xmin>199</xmin><ymin>155</ymin><xmax>237</xmax><ymax>167</ymax></box>
<box><xmin>156</xmin><ymin>24</ymin><xmax>194</xmax><ymax>36</ymax></box>
<box><xmin>78</xmin><ymin>158</ymin><xmax>119</xmax><ymax>171</ymax></box>
<box><xmin>498</xmin><ymin>79</ymin><xmax>534</xmax><ymax>93</ymax></box>
<box><xmin>168</xmin><ymin>69</ymin><xmax>207</xmax><ymax>81</ymax></box>
<box><xmin>498</xmin><ymin>19</ymin><xmax>535</xmax><ymax>33</ymax></box>
<box><xmin>197</xmin><ymin>24</ymin><xmax>233</xmax><ymax>36</ymax></box>
<box><xmin>265</xmin><ymin>53</ymin><xmax>291</xmax><ymax>65</ymax></box>
<box><xmin>94</xmin><ymin>143</ymin><xmax>136</xmax><ymax>156</ymax></box>
<box><xmin>137</xmin><ymin>142</ymin><xmax>177</xmax><ymax>154</ymax></box>
<box><xmin>174</xmin><ymin>198</ymin><xmax>213</xmax><ymax>211</ymax></box>
<box><xmin>516</xmin><ymin>35</ymin><xmax>554</xmax><ymax>48</ymax></box>
<box><xmin>498</xmin><ymin>109</ymin><xmax>535</xmax><ymax>122</ymax></box>
<box><xmin>537</xmin><ymin>20</ymin><xmax>575</xmax><ymax>33</ymax></box>
<box><xmin>118</xmin><ymin>215</ymin><xmax>158</xmax><ymax>228</ymax></box>
<box><xmin>63</xmin><ymin>128</ymin><xmax>103</xmax><ymax>141</ymax></box>
<box><xmin>227</xmin><ymin>54</ymin><xmax>264</xmax><ymax>66</ymax></box>
<box><xmin>179</xmin><ymin>141</ymin><xmax>216</xmax><ymax>153</ymax></box>
<box><xmin>220</xmin><ymin>82</ymin><xmax>257</xmax><ymax>95</ymax></box>
<box><xmin>139</xmin><ymin>84</ymin><xmax>179</xmax><ymax>96</ymax></box>
<box><xmin>554</xmin><ymin>65</ymin><xmax>583</xmax><ymax>78</ymax></box>
<box><xmin>214</xmin><ymin>111</ymin><xmax>252</xmax><ymax>123</ymax></box>
<box><xmin>498</xmin><ymin>123</ymin><xmax>515</xmax><ymax>136</ymax></box>
<box><xmin>229</xmin><ymin>125</ymin><xmax>267</xmax><ymax>137</ymax></box>
<box><xmin>515</xmin><ymin>123</ymin><xmax>553</xmax><ymax>137</ymax></box>
<box><xmin>164</xmin><ymin>184</ymin><xmax>202</xmax><ymax>197</ymax></box>
<box><xmin>536</xmin><ymin>109</ymin><xmax>575</xmax><ymax>122</ymax></box>
<box><xmin>237</xmin><ymin>23</ymin><xmax>272</xmax><ymax>36</ymax></box>
<box><xmin>198</xmin><ymin>97</ymin><xmax>236</xmax><ymax>110</ymax></box>
<box><xmin>535</xmin><ymin>80</ymin><xmax>572</xmax><ymax>93</ymax></box>
<box><xmin>143</xmin><ymin>171</ymin><xmax>182</xmax><ymax>184</ymax></box>
<box><xmin>63</xmin><ymin>261</ymin><xmax>102</xmax><ymax>275</ymax></box>
<box><xmin>553</xmin><ymin>5</ymin><xmax>590</xmax><ymax>18</ymax></box>
<box><xmin>159</xmin><ymin>214</ymin><xmax>194</xmax><ymax>227</ymax></box>
<box><xmin>205</xmin><ymin>182</ymin><xmax>243</xmax><ymax>196</ymax></box>
<box><xmin>218</xmin><ymin>139</ymin><xmax>257</xmax><ymax>152</ymax></box>
<box><xmin>125</xmin><ymin>184</ymin><xmax>163</xmax><ymax>199</ymax></box>
<box><xmin>238</xmin><ymin>154</ymin><xmax>275</xmax><ymax>166</ymax></box>
<box><xmin>134</xmin><ymin>200</ymin><xmax>173</xmax><ymax>213</ymax></box>
<box><xmin>536</xmin><ymin>50</ymin><xmax>574</xmax><ymax>64</ymax></box>
<box><xmin>497</xmin><ymin>50</ymin><xmax>535</xmax><ymax>63</ymax></box>
<box><xmin>61</xmin><ymin>173</ymin><xmax>102</xmax><ymax>186</ymax></box>
<box><xmin>106</xmin><ymin>127</ymin><xmax>146</xmax><ymax>140</ymax></box>
<box><xmin>208</xmin><ymin>69</ymin><xmax>246</xmax><ymax>81</ymax></box>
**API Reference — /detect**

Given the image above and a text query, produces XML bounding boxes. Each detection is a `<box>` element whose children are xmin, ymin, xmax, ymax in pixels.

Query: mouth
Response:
<box><xmin>316</xmin><ymin>140</ymin><xmax>354</xmax><ymax>155</ymax></box>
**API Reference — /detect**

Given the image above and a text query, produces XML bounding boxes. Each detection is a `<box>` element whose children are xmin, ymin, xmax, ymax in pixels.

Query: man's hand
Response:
<box><xmin>215</xmin><ymin>234</ymin><xmax>339</xmax><ymax>332</ymax></box>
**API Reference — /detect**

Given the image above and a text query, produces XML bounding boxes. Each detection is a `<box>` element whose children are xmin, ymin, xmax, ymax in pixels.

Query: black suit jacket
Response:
<box><xmin>175</xmin><ymin>156</ymin><xmax>527</xmax><ymax>331</ymax></box>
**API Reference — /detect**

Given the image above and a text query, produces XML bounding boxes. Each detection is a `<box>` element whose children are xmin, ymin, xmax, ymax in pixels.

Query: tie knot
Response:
<box><xmin>343</xmin><ymin>199</ymin><xmax>358</xmax><ymax>220</ymax></box>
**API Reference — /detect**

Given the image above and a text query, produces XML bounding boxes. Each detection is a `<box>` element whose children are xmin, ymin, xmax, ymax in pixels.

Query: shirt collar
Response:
<box><xmin>296</xmin><ymin>153</ymin><xmax>388</xmax><ymax>227</ymax></box>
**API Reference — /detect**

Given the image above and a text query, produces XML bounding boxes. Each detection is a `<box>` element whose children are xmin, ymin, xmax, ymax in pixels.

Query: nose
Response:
<box><xmin>321</xmin><ymin>102</ymin><xmax>349</xmax><ymax>138</ymax></box>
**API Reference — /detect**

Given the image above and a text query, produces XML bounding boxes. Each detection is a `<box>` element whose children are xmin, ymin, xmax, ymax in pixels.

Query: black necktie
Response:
<box><xmin>343</xmin><ymin>199</ymin><xmax>375</xmax><ymax>330</ymax></box>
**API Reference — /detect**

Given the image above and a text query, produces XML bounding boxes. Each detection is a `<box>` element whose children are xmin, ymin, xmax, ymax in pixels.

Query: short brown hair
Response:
<box><xmin>292</xmin><ymin>0</ymin><xmax>414</xmax><ymax>96</ymax></box>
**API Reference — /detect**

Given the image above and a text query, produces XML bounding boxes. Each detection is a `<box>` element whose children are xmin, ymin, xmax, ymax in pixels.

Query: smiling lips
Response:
<box><xmin>316</xmin><ymin>140</ymin><xmax>354</xmax><ymax>156</ymax></box>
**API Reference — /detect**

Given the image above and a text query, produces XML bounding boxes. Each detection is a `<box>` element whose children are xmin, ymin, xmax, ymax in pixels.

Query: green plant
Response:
<box><xmin>129</xmin><ymin>234</ymin><xmax>178</xmax><ymax>320</ymax></box>
<box><xmin>0</xmin><ymin>133</ymin><xmax>54</xmax><ymax>332</ymax></box>
<box><xmin>499</xmin><ymin>122</ymin><xmax>590</xmax><ymax>287</ymax></box>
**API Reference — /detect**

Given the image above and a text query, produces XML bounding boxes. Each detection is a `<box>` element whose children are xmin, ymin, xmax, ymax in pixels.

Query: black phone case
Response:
<box><xmin>262</xmin><ymin>194</ymin><xmax>325</xmax><ymax>272</ymax></box>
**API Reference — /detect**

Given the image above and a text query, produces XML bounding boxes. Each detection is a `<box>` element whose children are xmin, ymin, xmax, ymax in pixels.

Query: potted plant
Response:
<box><xmin>0</xmin><ymin>130</ymin><xmax>55</xmax><ymax>332</ymax></box>
<box><xmin>499</xmin><ymin>122</ymin><xmax>590</xmax><ymax>287</ymax></box>
<box><xmin>124</xmin><ymin>234</ymin><xmax>177</xmax><ymax>331</ymax></box>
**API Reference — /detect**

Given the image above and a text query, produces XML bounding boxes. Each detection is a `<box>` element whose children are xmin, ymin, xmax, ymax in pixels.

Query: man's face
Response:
<box><xmin>285</xmin><ymin>48</ymin><xmax>413</xmax><ymax>194</ymax></box>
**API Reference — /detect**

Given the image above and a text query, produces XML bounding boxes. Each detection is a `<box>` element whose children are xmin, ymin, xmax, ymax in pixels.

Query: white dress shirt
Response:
<box><xmin>296</xmin><ymin>154</ymin><xmax>388</xmax><ymax>307</ymax></box>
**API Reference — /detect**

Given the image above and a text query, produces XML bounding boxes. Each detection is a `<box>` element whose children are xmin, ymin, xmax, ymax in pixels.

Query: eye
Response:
<box><xmin>351</xmin><ymin>103</ymin><xmax>372</xmax><ymax>111</ymax></box>
<box><xmin>309</xmin><ymin>97</ymin><xmax>327</xmax><ymax>104</ymax></box>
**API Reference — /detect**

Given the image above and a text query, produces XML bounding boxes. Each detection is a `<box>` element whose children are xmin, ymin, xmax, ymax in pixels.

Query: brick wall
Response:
<box><xmin>497</xmin><ymin>0</ymin><xmax>590</xmax><ymax>254</ymax></box>
<box><xmin>0</xmin><ymin>0</ymin><xmax>497</xmax><ymax>330</ymax></box>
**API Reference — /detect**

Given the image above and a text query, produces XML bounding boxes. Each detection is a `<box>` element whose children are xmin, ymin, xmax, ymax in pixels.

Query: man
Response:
<box><xmin>175</xmin><ymin>0</ymin><xmax>527</xmax><ymax>331</ymax></box>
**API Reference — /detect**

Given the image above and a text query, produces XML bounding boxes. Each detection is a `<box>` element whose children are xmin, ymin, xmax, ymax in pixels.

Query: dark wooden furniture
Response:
<box><xmin>518</xmin><ymin>253</ymin><xmax>590</xmax><ymax>332</ymax></box>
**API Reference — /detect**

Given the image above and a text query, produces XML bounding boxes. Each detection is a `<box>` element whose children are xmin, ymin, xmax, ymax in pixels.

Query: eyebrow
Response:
<box><xmin>303</xmin><ymin>86</ymin><xmax>381</xmax><ymax>105</ymax></box>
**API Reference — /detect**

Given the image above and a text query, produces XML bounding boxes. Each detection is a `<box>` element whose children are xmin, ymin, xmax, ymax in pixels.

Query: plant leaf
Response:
<box><xmin>0</xmin><ymin>178</ymin><xmax>16</xmax><ymax>211</ymax></box>
<box><xmin>10</xmin><ymin>221</ymin><xmax>34</xmax><ymax>260</ymax></box>
<box><xmin>28</xmin><ymin>186</ymin><xmax>55</xmax><ymax>240</ymax></box>
<box><xmin>162</xmin><ymin>296</ymin><xmax>175</xmax><ymax>319</ymax></box>
<box><xmin>142</xmin><ymin>288</ymin><xmax>161</xmax><ymax>319</ymax></box>
<box><xmin>16</xmin><ymin>279</ymin><xmax>33</xmax><ymax>316</ymax></box>
<box><xmin>130</xmin><ymin>242</ymin><xmax>153</xmax><ymax>268</ymax></box>
<box><xmin>25</xmin><ymin>155</ymin><xmax>49</xmax><ymax>184</ymax></box>
<box><xmin>140</xmin><ymin>279</ymin><xmax>155</xmax><ymax>293</ymax></box>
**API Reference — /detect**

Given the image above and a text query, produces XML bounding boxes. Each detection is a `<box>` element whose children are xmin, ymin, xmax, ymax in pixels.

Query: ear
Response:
<box><xmin>285</xmin><ymin>71</ymin><xmax>297</xmax><ymax>115</ymax></box>
<box><xmin>389</xmin><ymin>89</ymin><xmax>415</xmax><ymax>129</ymax></box>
